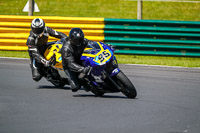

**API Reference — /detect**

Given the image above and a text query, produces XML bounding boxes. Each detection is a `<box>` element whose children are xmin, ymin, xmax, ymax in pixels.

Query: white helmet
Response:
<box><xmin>31</xmin><ymin>18</ymin><xmax>45</xmax><ymax>37</ymax></box>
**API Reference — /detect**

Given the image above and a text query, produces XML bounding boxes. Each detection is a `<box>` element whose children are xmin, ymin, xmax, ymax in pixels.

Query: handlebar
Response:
<box><xmin>78</xmin><ymin>67</ymin><xmax>92</xmax><ymax>79</ymax></box>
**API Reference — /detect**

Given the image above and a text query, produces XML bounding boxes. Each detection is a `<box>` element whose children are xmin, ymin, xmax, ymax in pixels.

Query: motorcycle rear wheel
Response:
<box><xmin>115</xmin><ymin>71</ymin><xmax>137</xmax><ymax>98</ymax></box>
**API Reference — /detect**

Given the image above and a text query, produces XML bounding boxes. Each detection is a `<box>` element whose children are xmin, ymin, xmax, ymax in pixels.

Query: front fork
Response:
<box><xmin>83</xmin><ymin>55</ymin><xmax>121</xmax><ymax>91</ymax></box>
<box><xmin>101</xmin><ymin>55</ymin><xmax>122</xmax><ymax>90</ymax></box>
<box><xmin>102</xmin><ymin>69</ymin><xmax>122</xmax><ymax>91</ymax></box>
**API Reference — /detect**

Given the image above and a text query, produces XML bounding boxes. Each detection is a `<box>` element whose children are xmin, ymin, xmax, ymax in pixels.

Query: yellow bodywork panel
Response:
<box><xmin>44</xmin><ymin>44</ymin><xmax>63</xmax><ymax>69</ymax></box>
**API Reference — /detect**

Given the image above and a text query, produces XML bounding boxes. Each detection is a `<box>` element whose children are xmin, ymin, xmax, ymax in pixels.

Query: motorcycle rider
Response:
<box><xmin>26</xmin><ymin>18</ymin><xmax>67</xmax><ymax>81</ymax></box>
<box><xmin>61</xmin><ymin>28</ymin><xmax>91</xmax><ymax>92</ymax></box>
<box><xmin>61</xmin><ymin>28</ymin><xmax>113</xmax><ymax>92</ymax></box>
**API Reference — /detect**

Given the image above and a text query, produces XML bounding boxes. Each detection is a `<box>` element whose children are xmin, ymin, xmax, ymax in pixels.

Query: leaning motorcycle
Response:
<box><xmin>79</xmin><ymin>41</ymin><xmax>137</xmax><ymax>98</ymax></box>
<box><xmin>42</xmin><ymin>39</ymin><xmax>68</xmax><ymax>87</ymax></box>
<box><xmin>44</xmin><ymin>39</ymin><xmax>137</xmax><ymax>98</ymax></box>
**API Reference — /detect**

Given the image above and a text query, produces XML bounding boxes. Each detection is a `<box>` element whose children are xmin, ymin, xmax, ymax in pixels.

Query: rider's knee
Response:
<box><xmin>71</xmin><ymin>81</ymin><xmax>80</xmax><ymax>89</ymax></box>
<box><xmin>32</xmin><ymin>68</ymin><xmax>42</xmax><ymax>81</ymax></box>
<box><xmin>70</xmin><ymin>80</ymin><xmax>81</xmax><ymax>92</ymax></box>
<box><xmin>32</xmin><ymin>75</ymin><xmax>42</xmax><ymax>82</ymax></box>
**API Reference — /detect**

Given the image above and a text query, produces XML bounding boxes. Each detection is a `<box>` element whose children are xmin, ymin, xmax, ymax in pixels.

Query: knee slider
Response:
<box><xmin>33</xmin><ymin>75</ymin><xmax>42</xmax><ymax>82</ymax></box>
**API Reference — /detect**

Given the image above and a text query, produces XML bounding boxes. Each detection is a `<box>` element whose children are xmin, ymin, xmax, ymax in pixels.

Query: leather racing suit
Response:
<box><xmin>26</xmin><ymin>26</ymin><xmax>67</xmax><ymax>81</ymax></box>
<box><xmin>61</xmin><ymin>38</ymin><xmax>94</xmax><ymax>91</ymax></box>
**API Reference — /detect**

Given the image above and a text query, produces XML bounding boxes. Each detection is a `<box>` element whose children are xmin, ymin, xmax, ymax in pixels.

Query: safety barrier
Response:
<box><xmin>0</xmin><ymin>15</ymin><xmax>105</xmax><ymax>51</ymax></box>
<box><xmin>1</xmin><ymin>15</ymin><xmax>200</xmax><ymax>57</ymax></box>
<box><xmin>104</xmin><ymin>18</ymin><xmax>200</xmax><ymax>57</ymax></box>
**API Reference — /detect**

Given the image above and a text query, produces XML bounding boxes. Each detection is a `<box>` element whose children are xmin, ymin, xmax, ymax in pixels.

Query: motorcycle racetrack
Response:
<box><xmin>0</xmin><ymin>58</ymin><xmax>200</xmax><ymax>133</ymax></box>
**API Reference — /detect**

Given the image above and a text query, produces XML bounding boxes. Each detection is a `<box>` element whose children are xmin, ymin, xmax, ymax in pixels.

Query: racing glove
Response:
<box><xmin>82</xmin><ymin>66</ymin><xmax>91</xmax><ymax>74</ymax></box>
<box><xmin>107</xmin><ymin>43</ymin><xmax>115</xmax><ymax>51</ymax></box>
<box><xmin>78</xmin><ymin>66</ymin><xmax>91</xmax><ymax>79</ymax></box>
<box><xmin>41</xmin><ymin>58</ymin><xmax>50</xmax><ymax>67</ymax></box>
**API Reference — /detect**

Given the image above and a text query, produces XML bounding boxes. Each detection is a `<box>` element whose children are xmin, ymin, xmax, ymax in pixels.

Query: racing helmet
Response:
<box><xmin>69</xmin><ymin>28</ymin><xmax>84</xmax><ymax>47</ymax></box>
<box><xmin>31</xmin><ymin>18</ymin><xmax>45</xmax><ymax>37</ymax></box>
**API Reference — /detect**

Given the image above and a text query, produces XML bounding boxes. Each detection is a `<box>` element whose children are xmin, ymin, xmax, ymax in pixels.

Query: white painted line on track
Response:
<box><xmin>125</xmin><ymin>63</ymin><xmax>200</xmax><ymax>69</ymax></box>
<box><xmin>0</xmin><ymin>57</ymin><xmax>29</xmax><ymax>60</ymax></box>
<box><xmin>1</xmin><ymin>57</ymin><xmax>200</xmax><ymax>70</ymax></box>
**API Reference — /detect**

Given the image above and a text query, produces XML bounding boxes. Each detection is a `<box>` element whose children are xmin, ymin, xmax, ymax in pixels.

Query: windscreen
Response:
<box><xmin>83</xmin><ymin>42</ymin><xmax>101</xmax><ymax>55</ymax></box>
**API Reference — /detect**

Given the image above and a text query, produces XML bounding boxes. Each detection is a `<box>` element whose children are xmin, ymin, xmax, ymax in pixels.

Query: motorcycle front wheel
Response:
<box><xmin>115</xmin><ymin>71</ymin><xmax>137</xmax><ymax>98</ymax></box>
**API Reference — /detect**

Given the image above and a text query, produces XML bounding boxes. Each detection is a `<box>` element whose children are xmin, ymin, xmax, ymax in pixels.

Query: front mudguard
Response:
<box><xmin>106</xmin><ymin>55</ymin><xmax>120</xmax><ymax>77</ymax></box>
<box><xmin>110</xmin><ymin>68</ymin><xmax>120</xmax><ymax>77</ymax></box>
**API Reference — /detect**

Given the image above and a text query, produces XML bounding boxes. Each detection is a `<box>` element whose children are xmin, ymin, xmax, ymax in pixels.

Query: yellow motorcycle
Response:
<box><xmin>43</xmin><ymin>39</ymin><xmax>68</xmax><ymax>87</ymax></box>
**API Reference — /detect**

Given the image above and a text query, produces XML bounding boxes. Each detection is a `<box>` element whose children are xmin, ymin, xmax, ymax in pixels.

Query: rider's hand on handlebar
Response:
<box><xmin>78</xmin><ymin>66</ymin><xmax>91</xmax><ymax>79</ymax></box>
<box><xmin>107</xmin><ymin>43</ymin><xmax>115</xmax><ymax>50</ymax></box>
<box><xmin>41</xmin><ymin>59</ymin><xmax>50</xmax><ymax>67</ymax></box>
<box><xmin>82</xmin><ymin>66</ymin><xmax>91</xmax><ymax>74</ymax></box>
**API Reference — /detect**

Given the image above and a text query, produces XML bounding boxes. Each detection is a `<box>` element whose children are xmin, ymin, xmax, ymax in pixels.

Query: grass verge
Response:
<box><xmin>0</xmin><ymin>51</ymin><xmax>200</xmax><ymax>68</ymax></box>
<box><xmin>0</xmin><ymin>0</ymin><xmax>200</xmax><ymax>21</ymax></box>
<box><xmin>115</xmin><ymin>54</ymin><xmax>200</xmax><ymax>68</ymax></box>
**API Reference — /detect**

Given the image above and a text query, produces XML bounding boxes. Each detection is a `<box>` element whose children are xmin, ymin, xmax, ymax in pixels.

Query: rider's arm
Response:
<box><xmin>61</xmin><ymin>43</ymin><xmax>85</xmax><ymax>73</ymax></box>
<box><xmin>26</xmin><ymin>35</ymin><xmax>48</xmax><ymax>64</ymax></box>
<box><xmin>46</xmin><ymin>27</ymin><xmax>67</xmax><ymax>39</ymax></box>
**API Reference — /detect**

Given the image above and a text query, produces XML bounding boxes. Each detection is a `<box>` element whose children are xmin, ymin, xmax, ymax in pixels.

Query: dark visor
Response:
<box><xmin>32</xmin><ymin>27</ymin><xmax>44</xmax><ymax>35</ymax></box>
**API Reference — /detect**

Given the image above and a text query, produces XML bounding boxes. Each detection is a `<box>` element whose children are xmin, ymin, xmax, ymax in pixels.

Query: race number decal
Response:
<box><xmin>98</xmin><ymin>51</ymin><xmax>110</xmax><ymax>63</ymax></box>
<box><xmin>95</xmin><ymin>49</ymin><xmax>112</xmax><ymax>64</ymax></box>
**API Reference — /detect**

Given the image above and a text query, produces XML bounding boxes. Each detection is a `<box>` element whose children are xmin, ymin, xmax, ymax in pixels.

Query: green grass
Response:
<box><xmin>115</xmin><ymin>54</ymin><xmax>200</xmax><ymax>67</ymax></box>
<box><xmin>0</xmin><ymin>0</ymin><xmax>200</xmax><ymax>21</ymax></box>
<box><xmin>0</xmin><ymin>0</ymin><xmax>200</xmax><ymax>67</ymax></box>
<box><xmin>1</xmin><ymin>51</ymin><xmax>200</xmax><ymax>67</ymax></box>
<box><xmin>0</xmin><ymin>51</ymin><xmax>29</xmax><ymax>58</ymax></box>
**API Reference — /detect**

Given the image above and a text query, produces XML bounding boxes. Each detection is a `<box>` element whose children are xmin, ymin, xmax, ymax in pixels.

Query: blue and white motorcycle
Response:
<box><xmin>45</xmin><ymin>40</ymin><xmax>137</xmax><ymax>98</ymax></box>
<box><xmin>79</xmin><ymin>42</ymin><xmax>137</xmax><ymax>98</ymax></box>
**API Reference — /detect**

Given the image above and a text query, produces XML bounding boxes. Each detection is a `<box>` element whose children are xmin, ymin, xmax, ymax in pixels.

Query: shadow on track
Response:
<box><xmin>73</xmin><ymin>94</ymin><xmax>133</xmax><ymax>99</ymax></box>
<box><xmin>37</xmin><ymin>85</ymin><xmax>71</xmax><ymax>90</ymax></box>
<box><xmin>37</xmin><ymin>86</ymin><xmax>137</xmax><ymax>99</ymax></box>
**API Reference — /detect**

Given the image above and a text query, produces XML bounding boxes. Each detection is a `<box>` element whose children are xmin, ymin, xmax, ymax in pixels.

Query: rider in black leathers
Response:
<box><xmin>26</xmin><ymin>18</ymin><xmax>67</xmax><ymax>81</ymax></box>
<box><xmin>61</xmin><ymin>28</ymin><xmax>92</xmax><ymax>92</ymax></box>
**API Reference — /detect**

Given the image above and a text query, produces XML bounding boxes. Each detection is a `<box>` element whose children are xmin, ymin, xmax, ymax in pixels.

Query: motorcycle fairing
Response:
<box><xmin>81</xmin><ymin>42</ymin><xmax>114</xmax><ymax>67</ymax></box>
<box><xmin>44</xmin><ymin>43</ymin><xmax>63</xmax><ymax>69</ymax></box>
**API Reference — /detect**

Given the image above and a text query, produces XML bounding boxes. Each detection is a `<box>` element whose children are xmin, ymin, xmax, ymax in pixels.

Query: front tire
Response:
<box><xmin>115</xmin><ymin>71</ymin><xmax>137</xmax><ymax>98</ymax></box>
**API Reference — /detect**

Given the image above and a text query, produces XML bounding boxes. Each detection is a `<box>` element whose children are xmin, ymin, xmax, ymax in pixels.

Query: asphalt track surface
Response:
<box><xmin>0</xmin><ymin>58</ymin><xmax>200</xmax><ymax>133</ymax></box>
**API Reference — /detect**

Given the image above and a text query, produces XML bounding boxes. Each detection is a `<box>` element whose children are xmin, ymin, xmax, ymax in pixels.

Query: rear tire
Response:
<box><xmin>115</xmin><ymin>71</ymin><xmax>137</xmax><ymax>98</ymax></box>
